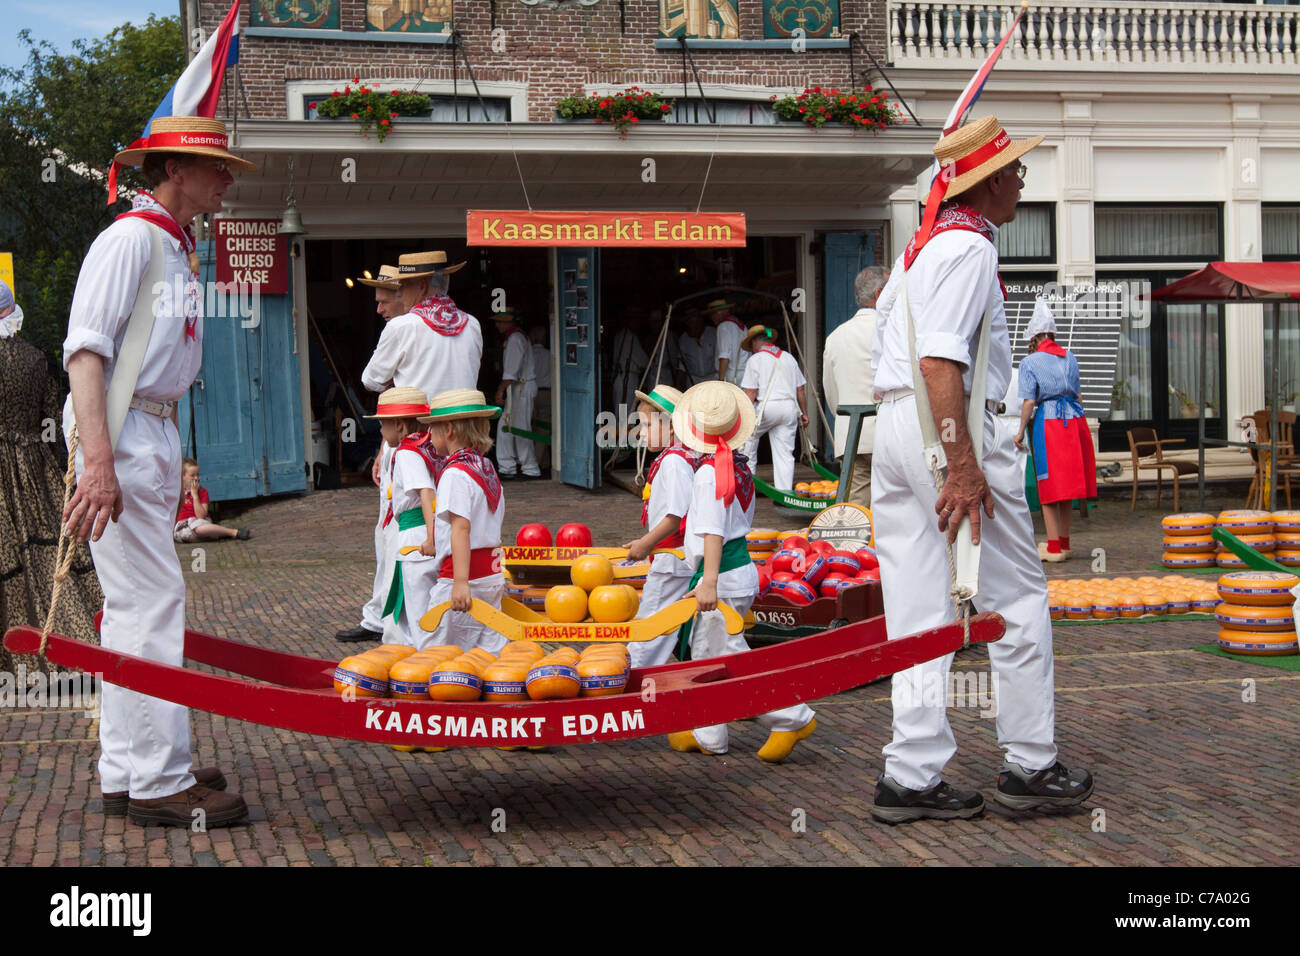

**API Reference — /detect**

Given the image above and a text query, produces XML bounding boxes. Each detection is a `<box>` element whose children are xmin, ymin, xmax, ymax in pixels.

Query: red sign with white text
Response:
<box><xmin>215</xmin><ymin>218</ymin><xmax>288</xmax><ymax>293</ymax></box>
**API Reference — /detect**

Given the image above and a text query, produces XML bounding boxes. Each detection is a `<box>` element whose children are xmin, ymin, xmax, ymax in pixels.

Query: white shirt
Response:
<box><xmin>391</xmin><ymin>446</ymin><xmax>437</xmax><ymax>562</ymax></box>
<box><xmin>531</xmin><ymin>344</ymin><xmax>551</xmax><ymax>389</ymax></box>
<box><xmin>683</xmin><ymin>461</ymin><xmax>759</xmax><ymax>598</ymax></box>
<box><xmin>871</xmin><ymin>227</ymin><xmax>1011</xmax><ymax>403</ymax></box>
<box><xmin>502</xmin><ymin>329</ymin><xmax>534</xmax><ymax>387</ymax></box>
<box><xmin>647</xmin><ymin>451</ymin><xmax>695</xmax><ymax>532</ymax></box>
<box><xmin>433</xmin><ymin>467</ymin><xmax>505</xmax><ymax>576</ymax></box>
<box><xmin>714</xmin><ymin>317</ymin><xmax>749</xmax><ymax>384</ymax></box>
<box><xmin>679</xmin><ymin>327</ymin><xmax>716</xmax><ymax>384</ymax></box>
<box><xmin>62</xmin><ymin>217</ymin><xmax>202</xmax><ymax>403</ymax></box>
<box><xmin>823</xmin><ymin>308</ymin><xmax>879</xmax><ymax>456</ymax></box>
<box><xmin>362</xmin><ymin>310</ymin><xmax>484</xmax><ymax>396</ymax></box>
<box><xmin>612</xmin><ymin>328</ymin><xmax>648</xmax><ymax>381</ymax></box>
<box><xmin>740</xmin><ymin>346</ymin><xmax>805</xmax><ymax>405</ymax></box>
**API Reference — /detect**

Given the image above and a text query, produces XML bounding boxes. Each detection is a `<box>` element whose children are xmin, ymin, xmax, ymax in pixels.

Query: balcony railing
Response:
<box><xmin>888</xmin><ymin>1</ymin><xmax>1300</xmax><ymax>71</ymax></box>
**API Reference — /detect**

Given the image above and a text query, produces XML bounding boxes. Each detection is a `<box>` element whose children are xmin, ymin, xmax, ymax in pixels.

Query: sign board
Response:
<box><xmin>0</xmin><ymin>252</ymin><xmax>13</xmax><ymax>293</ymax></box>
<box><xmin>467</xmin><ymin>209</ymin><xmax>746</xmax><ymax>247</ymax></box>
<box><xmin>808</xmin><ymin>503</ymin><xmax>874</xmax><ymax>549</ymax></box>
<box><xmin>214</xmin><ymin>219</ymin><xmax>288</xmax><ymax>293</ymax></box>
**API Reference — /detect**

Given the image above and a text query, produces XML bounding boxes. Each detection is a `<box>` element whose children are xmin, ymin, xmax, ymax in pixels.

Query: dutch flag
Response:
<box><xmin>148</xmin><ymin>0</ymin><xmax>241</xmax><ymax>127</ymax></box>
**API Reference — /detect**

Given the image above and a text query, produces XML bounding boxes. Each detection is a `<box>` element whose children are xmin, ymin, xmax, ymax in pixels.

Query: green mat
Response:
<box><xmin>1145</xmin><ymin>564</ymin><xmax>1223</xmax><ymax>575</ymax></box>
<box><xmin>1193</xmin><ymin>644</ymin><xmax>1300</xmax><ymax>671</ymax></box>
<box><xmin>1055</xmin><ymin>612</ymin><xmax>1213</xmax><ymax>627</ymax></box>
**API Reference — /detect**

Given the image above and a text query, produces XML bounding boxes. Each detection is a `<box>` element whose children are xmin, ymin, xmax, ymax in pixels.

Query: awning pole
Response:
<box><xmin>1198</xmin><ymin>302</ymin><xmax>1206</xmax><ymax>509</ymax></box>
<box><xmin>1271</xmin><ymin>302</ymin><xmax>1281</xmax><ymax>511</ymax></box>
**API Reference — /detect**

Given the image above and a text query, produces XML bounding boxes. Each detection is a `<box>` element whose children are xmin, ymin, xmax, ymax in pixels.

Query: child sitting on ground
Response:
<box><xmin>174</xmin><ymin>459</ymin><xmax>250</xmax><ymax>542</ymax></box>
<box><xmin>420</xmin><ymin>389</ymin><xmax>508</xmax><ymax>654</ymax></box>
<box><xmin>622</xmin><ymin>385</ymin><xmax>697</xmax><ymax>669</ymax></box>
<box><xmin>374</xmin><ymin>387</ymin><xmax>443</xmax><ymax>649</ymax></box>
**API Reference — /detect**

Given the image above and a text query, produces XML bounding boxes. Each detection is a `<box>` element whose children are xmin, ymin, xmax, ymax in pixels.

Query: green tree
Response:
<box><xmin>0</xmin><ymin>15</ymin><xmax>185</xmax><ymax>364</ymax></box>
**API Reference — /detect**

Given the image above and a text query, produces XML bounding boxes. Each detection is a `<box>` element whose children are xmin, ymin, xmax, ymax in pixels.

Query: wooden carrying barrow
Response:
<box><xmin>3</xmin><ymin>611</ymin><xmax>1003</xmax><ymax>749</ymax></box>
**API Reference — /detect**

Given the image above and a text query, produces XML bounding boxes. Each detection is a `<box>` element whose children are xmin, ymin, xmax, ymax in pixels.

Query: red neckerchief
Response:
<box><xmin>1035</xmin><ymin>339</ymin><xmax>1068</xmax><ymax>358</ymax></box>
<box><xmin>382</xmin><ymin>433</ymin><xmax>444</xmax><ymax>527</ymax></box>
<box><xmin>701</xmin><ymin>449</ymin><xmax>754</xmax><ymax>511</ymax></box>
<box><xmin>756</xmin><ymin>343</ymin><xmax>782</xmax><ymax>360</ymax></box>
<box><xmin>411</xmin><ymin>295</ymin><xmax>470</xmax><ymax>336</ymax></box>
<box><xmin>115</xmin><ymin>192</ymin><xmax>199</xmax><ymax>340</ymax></box>
<box><xmin>903</xmin><ymin>202</ymin><xmax>1007</xmax><ymax>298</ymax></box>
<box><xmin>642</xmin><ymin>442</ymin><xmax>698</xmax><ymax>532</ymax></box>
<box><xmin>719</xmin><ymin>315</ymin><xmax>745</xmax><ymax>332</ymax></box>
<box><xmin>442</xmin><ymin>446</ymin><xmax>503</xmax><ymax>513</ymax></box>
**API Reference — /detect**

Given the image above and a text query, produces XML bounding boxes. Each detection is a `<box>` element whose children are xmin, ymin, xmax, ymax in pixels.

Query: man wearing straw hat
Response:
<box><xmin>335</xmin><ymin>264</ymin><xmax>406</xmax><ymax>644</ymax></box>
<box><xmin>707</xmin><ymin>298</ymin><xmax>749</xmax><ymax>386</ymax></box>
<box><xmin>491</xmin><ymin>310</ymin><xmax>541</xmax><ymax>480</ymax></box>
<box><xmin>740</xmin><ymin>324</ymin><xmax>808</xmax><ymax>491</ymax></box>
<box><xmin>60</xmin><ymin>116</ymin><xmax>255</xmax><ymax>827</ymax></box>
<box><xmin>869</xmin><ymin>116</ymin><xmax>1092</xmax><ymax>822</ymax></box>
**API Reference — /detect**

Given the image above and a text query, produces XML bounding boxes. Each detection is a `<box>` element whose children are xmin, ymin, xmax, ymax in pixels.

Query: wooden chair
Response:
<box><xmin>1247</xmin><ymin>410</ymin><xmax>1299</xmax><ymax>509</ymax></box>
<box><xmin>1127</xmin><ymin>427</ymin><xmax>1200</xmax><ymax>511</ymax></box>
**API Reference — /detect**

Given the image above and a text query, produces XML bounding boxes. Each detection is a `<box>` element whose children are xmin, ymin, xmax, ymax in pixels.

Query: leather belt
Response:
<box><xmin>878</xmin><ymin>388</ymin><xmax>1004</xmax><ymax>415</ymax></box>
<box><xmin>129</xmin><ymin>396</ymin><xmax>177</xmax><ymax>418</ymax></box>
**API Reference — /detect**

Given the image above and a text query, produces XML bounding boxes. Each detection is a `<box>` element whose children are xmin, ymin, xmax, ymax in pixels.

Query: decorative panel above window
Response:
<box><xmin>659</xmin><ymin>0</ymin><xmax>741</xmax><ymax>39</ymax></box>
<box><xmin>764</xmin><ymin>0</ymin><xmax>840</xmax><ymax>39</ymax></box>
<box><xmin>365</xmin><ymin>0</ymin><xmax>452</xmax><ymax>33</ymax></box>
<box><xmin>250</xmin><ymin>0</ymin><xmax>340</xmax><ymax>29</ymax></box>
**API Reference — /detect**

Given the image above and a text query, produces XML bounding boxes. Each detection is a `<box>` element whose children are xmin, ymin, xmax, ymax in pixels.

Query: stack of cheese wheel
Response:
<box><xmin>507</xmin><ymin>582</ymin><xmax>551</xmax><ymax>608</ymax></box>
<box><xmin>577</xmin><ymin>643</ymin><xmax>630</xmax><ymax>697</ymax></box>
<box><xmin>1271</xmin><ymin>511</ymin><xmax>1300</xmax><ymax>566</ymax></box>
<box><xmin>1160</xmin><ymin>513</ymin><xmax>1216</xmax><ymax>568</ymax></box>
<box><xmin>548</xmin><ymin>556</ymin><xmax>642</xmax><ymax>620</ymax></box>
<box><xmin>526</xmin><ymin>646</ymin><xmax>581</xmax><ymax>700</ymax></box>
<box><xmin>428</xmin><ymin>648</ymin><xmax>493</xmax><ymax>701</ymax></box>
<box><xmin>1216</xmin><ymin>510</ymin><xmax>1275</xmax><ymax>568</ymax></box>
<box><xmin>388</xmin><ymin>645</ymin><xmax>462</xmax><ymax>699</ymax></box>
<box><xmin>1215</xmin><ymin>570</ymin><xmax>1298</xmax><ymax>656</ymax></box>
<box><xmin>333</xmin><ymin>644</ymin><xmax>417</xmax><ymax>698</ymax></box>
<box><xmin>747</xmin><ymin>528</ymin><xmax>781</xmax><ymax>563</ymax></box>
<box><xmin>483</xmin><ymin>641</ymin><xmax>545</xmax><ymax>701</ymax></box>
<box><xmin>1046</xmin><ymin>574</ymin><xmax>1221</xmax><ymax>622</ymax></box>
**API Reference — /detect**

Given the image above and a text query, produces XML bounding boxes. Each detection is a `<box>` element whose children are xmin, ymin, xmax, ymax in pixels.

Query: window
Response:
<box><xmin>765</xmin><ymin>0</ymin><xmax>840</xmax><ymax>38</ymax></box>
<box><xmin>251</xmin><ymin>0</ymin><xmax>339</xmax><ymax>29</ymax></box>
<box><xmin>659</xmin><ymin>0</ymin><xmax>741</xmax><ymax>39</ymax></box>
<box><xmin>305</xmin><ymin>94</ymin><xmax>509</xmax><ymax>123</ymax></box>
<box><xmin>664</xmin><ymin>98</ymin><xmax>778</xmax><ymax>125</ymax></box>
<box><xmin>1264</xmin><ymin>204</ymin><xmax>1300</xmax><ymax>260</ymax></box>
<box><xmin>997</xmin><ymin>203</ymin><xmax>1055</xmax><ymax>264</ymax></box>
<box><xmin>366</xmin><ymin>0</ymin><xmax>452</xmax><ymax>32</ymax></box>
<box><xmin>1095</xmin><ymin>203</ymin><xmax>1223</xmax><ymax>262</ymax></box>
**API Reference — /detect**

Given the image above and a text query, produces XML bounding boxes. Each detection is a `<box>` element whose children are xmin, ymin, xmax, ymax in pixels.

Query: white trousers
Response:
<box><xmin>360</xmin><ymin>444</ymin><xmax>399</xmax><ymax>637</ymax></box>
<box><xmin>743</xmin><ymin>400</ymin><xmax>798</xmax><ymax>491</ymax></box>
<box><xmin>392</xmin><ymin>556</ymin><xmax>441</xmax><ymax>650</ymax></box>
<box><xmin>497</xmin><ymin>383</ymin><xmax>539</xmax><ymax>477</ymax></box>
<box><xmin>871</xmin><ymin>395</ymin><xmax>1058</xmax><ymax>791</ymax></box>
<box><xmin>628</xmin><ymin>552</ymin><xmax>693</xmax><ymax>669</ymax></box>
<box><xmin>427</xmin><ymin>575</ymin><xmax>508</xmax><ymax>654</ymax></box>
<box><xmin>687</xmin><ymin>594</ymin><xmax>816</xmax><ymax>754</ymax></box>
<box><xmin>67</xmin><ymin>407</ymin><xmax>196</xmax><ymax>799</ymax></box>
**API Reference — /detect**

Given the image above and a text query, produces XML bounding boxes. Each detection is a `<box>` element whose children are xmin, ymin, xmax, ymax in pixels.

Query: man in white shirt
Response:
<box><xmin>708</xmin><ymin>299</ymin><xmax>748</xmax><ymax>385</ymax></box>
<box><xmin>869</xmin><ymin>116</ymin><xmax>1092</xmax><ymax>824</ymax></box>
<box><xmin>679</xmin><ymin>310</ymin><xmax>717</xmax><ymax>386</ymax></box>
<box><xmin>823</xmin><ymin>266</ymin><xmax>890</xmax><ymax>506</ymax></box>
<box><xmin>494</xmin><ymin>310</ymin><xmax>540</xmax><ymax>479</ymax></box>
<box><xmin>60</xmin><ymin>116</ymin><xmax>252</xmax><ymax>827</ymax></box>
<box><xmin>740</xmin><ymin>325</ymin><xmax>808</xmax><ymax>490</ymax></box>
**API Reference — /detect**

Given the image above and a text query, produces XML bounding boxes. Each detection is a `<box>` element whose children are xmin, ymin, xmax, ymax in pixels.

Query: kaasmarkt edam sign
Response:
<box><xmin>466</xmin><ymin>209</ymin><xmax>746</xmax><ymax>247</ymax></box>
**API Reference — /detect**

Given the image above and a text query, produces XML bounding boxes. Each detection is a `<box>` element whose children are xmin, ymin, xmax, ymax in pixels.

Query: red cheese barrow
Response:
<box><xmin>2</xmin><ymin>611</ymin><xmax>1003</xmax><ymax>749</ymax></box>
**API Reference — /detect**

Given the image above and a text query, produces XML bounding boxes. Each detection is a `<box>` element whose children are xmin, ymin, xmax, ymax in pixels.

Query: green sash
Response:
<box><xmin>676</xmin><ymin>536</ymin><xmax>751</xmax><ymax>661</ymax></box>
<box><xmin>382</xmin><ymin>507</ymin><xmax>429</xmax><ymax>621</ymax></box>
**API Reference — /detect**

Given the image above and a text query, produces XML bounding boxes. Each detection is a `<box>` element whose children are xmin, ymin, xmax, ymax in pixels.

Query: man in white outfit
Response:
<box><xmin>868</xmin><ymin>116</ymin><xmax>1093</xmax><ymax>823</ymax></box>
<box><xmin>708</xmin><ymin>299</ymin><xmax>748</xmax><ymax>385</ymax></box>
<box><xmin>823</xmin><ymin>266</ymin><xmax>889</xmax><ymax>506</ymax></box>
<box><xmin>679</xmin><ymin>310</ymin><xmax>717</xmax><ymax>386</ymax></box>
<box><xmin>740</xmin><ymin>325</ymin><xmax>809</xmax><ymax>491</ymax></box>
<box><xmin>493</xmin><ymin>310</ymin><xmax>540</xmax><ymax>479</ymax></box>
<box><xmin>61</xmin><ymin>116</ymin><xmax>252</xmax><ymax>827</ymax></box>
<box><xmin>336</xmin><ymin>264</ymin><xmax>406</xmax><ymax>643</ymax></box>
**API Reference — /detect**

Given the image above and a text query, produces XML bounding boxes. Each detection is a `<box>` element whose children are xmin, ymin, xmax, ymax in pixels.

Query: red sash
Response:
<box><xmin>439</xmin><ymin>547</ymin><xmax>501</xmax><ymax>580</ymax></box>
<box><xmin>116</xmin><ymin>197</ymin><xmax>200</xmax><ymax>339</ymax></box>
<box><xmin>642</xmin><ymin>443</ymin><xmax>698</xmax><ymax>545</ymax></box>
<box><xmin>719</xmin><ymin>315</ymin><xmax>745</xmax><ymax>332</ymax></box>
<box><xmin>382</xmin><ymin>434</ymin><xmax>444</xmax><ymax>528</ymax></box>
<box><xmin>701</xmin><ymin>452</ymin><xmax>754</xmax><ymax>511</ymax></box>
<box><xmin>411</xmin><ymin>295</ymin><xmax>471</xmax><ymax>336</ymax></box>
<box><xmin>756</xmin><ymin>343</ymin><xmax>782</xmax><ymax>360</ymax></box>
<box><xmin>442</xmin><ymin>447</ymin><xmax>503</xmax><ymax>513</ymax></box>
<box><xmin>902</xmin><ymin>202</ymin><xmax>1007</xmax><ymax>299</ymax></box>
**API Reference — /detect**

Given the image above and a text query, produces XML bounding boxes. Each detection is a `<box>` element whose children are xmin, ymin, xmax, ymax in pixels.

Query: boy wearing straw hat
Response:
<box><xmin>740</xmin><ymin>325</ymin><xmax>809</xmax><ymax>491</ymax></box>
<box><xmin>420</xmin><ymin>390</ymin><xmax>509</xmax><ymax>653</ymax></box>
<box><xmin>623</xmin><ymin>385</ymin><xmax>697</xmax><ymax>668</ymax></box>
<box><xmin>869</xmin><ymin>116</ymin><xmax>1092</xmax><ymax>822</ymax></box>
<box><xmin>60</xmin><ymin>116</ymin><xmax>254</xmax><ymax>827</ymax></box>
<box><xmin>491</xmin><ymin>310</ymin><xmax>541</xmax><ymax>480</ymax></box>
<box><xmin>371</xmin><ymin>387</ymin><xmax>443</xmax><ymax>648</ymax></box>
<box><xmin>669</xmin><ymin>381</ymin><xmax>817</xmax><ymax>762</ymax></box>
<box><xmin>707</xmin><ymin>299</ymin><xmax>748</xmax><ymax>386</ymax></box>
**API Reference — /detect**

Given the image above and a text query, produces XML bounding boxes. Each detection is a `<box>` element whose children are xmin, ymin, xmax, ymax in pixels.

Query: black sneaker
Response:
<box><xmin>335</xmin><ymin>625</ymin><xmax>382</xmax><ymax>643</ymax></box>
<box><xmin>993</xmin><ymin>760</ymin><xmax>1094</xmax><ymax>811</ymax></box>
<box><xmin>871</xmin><ymin>775</ymin><xmax>985</xmax><ymax>824</ymax></box>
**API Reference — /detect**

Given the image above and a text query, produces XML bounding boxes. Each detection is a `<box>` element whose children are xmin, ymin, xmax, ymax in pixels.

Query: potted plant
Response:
<box><xmin>554</xmin><ymin>86</ymin><xmax>674</xmax><ymax>137</ymax></box>
<box><xmin>1110</xmin><ymin>379</ymin><xmax>1131</xmax><ymax>421</ymax></box>
<box><xmin>1169</xmin><ymin>385</ymin><xmax>1199</xmax><ymax>419</ymax></box>
<box><xmin>770</xmin><ymin>85</ymin><xmax>901</xmax><ymax>131</ymax></box>
<box><xmin>313</xmin><ymin>79</ymin><xmax>432</xmax><ymax>141</ymax></box>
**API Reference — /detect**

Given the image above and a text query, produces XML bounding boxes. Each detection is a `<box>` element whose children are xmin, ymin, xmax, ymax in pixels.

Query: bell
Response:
<box><xmin>277</xmin><ymin>196</ymin><xmax>307</xmax><ymax>236</ymax></box>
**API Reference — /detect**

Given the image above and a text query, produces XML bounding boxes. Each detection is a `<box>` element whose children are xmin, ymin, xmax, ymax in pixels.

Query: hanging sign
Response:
<box><xmin>214</xmin><ymin>218</ymin><xmax>288</xmax><ymax>293</ymax></box>
<box><xmin>467</xmin><ymin>209</ymin><xmax>746</xmax><ymax>247</ymax></box>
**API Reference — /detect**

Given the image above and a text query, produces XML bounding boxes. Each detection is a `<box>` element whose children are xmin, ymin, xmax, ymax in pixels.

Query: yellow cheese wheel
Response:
<box><xmin>1162</xmin><ymin>534</ymin><xmax>1215</xmax><ymax>552</ymax></box>
<box><xmin>1217</xmin><ymin>571</ymin><xmax>1299</xmax><ymax>606</ymax></box>
<box><xmin>1191</xmin><ymin>596</ymin><xmax>1220</xmax><ymax>611</ymax></box>
<box><xmin>1048</xmin><ymin>603</ymin><xmax>1064</xmax><ymax>621</ymax></box>
<box><xmin>1141</xmin><ymin>593</ymin><xmax>1167</xmax><ymax>615</ymax></box>
<box><xmin>1064</xmin><ymin>603</ymin><xmax>1093</xmax><ymax>620</ymax></box>
<box><xmin>464</xmin><ymin>647</ymin><xmax>497</xmax><ymax>669</ymax></box>
<box><xmin>388</xmin><ymin>656</ymin><xmax>443</xmax><ymax>700</ymax></box>
<box><xmin>548</xmin><ymin>646</ymin><xmax>582</xmax><ymax>666</ymax></box>
<box><xmin>499</xmin><ymin>640</ymin><xmax>546</xmax><ymax>662</ymax></box>
<box><xmin>1217</xmin><ymin>628</ymin><xmax>1298</xmax><ymax>657</ymax></box>
<box><xmin>1273</xmin><ymin>531</ymin><xmax>1300</xmax><ymax>549</ymax></box>
<box><xmin>427</xmin><ymin>657</ymin><xmax>484</xmax><ymax>701</ymax></box>
<box><xmin>1215</xmin><ymin>602</ymin><xmax>1295</xmax><ymax>631</ymax></box>
<box><xmin>421</xmin><ymin>645</ymin><xmax>467</xmax><ymax>662</ymax></box>
<box><xmin>1216</xmin><ymin>554</ymin><xmax>1247</xmax><ymax>569</ymax></box>
<box><xmin>481</xmin><ymin>659</ymin><xmax>530</xmax><ymax>701</ymax></box>
<box><xmin>525</xmin><ymin>661</ymin><xmax>581</xmax><ymax>700</ymax></box>
<box><xmin>375</xmin><ymin>644</ymin><xmax>418</xmax><ymax>661</ymax></box>
<box><xmin>1091</xmin><ymin>603</ymin><xmax>1118</xmax><ymax>620</ymax></box>
<box><xmin>333</xmin><ymin>655</ymin><xmax>390</xmax><ymax>698</ymax></box>
<box><xmin>1215</xmin><ymin>533</ymin><xmax>1275</xmax><ymax>553</ymax></box>
<box><xmin>1270</xmin><ymin>510</ymin><xmax>1300</xmax><ymax>531</ymax></box>
<box><xmin>1161</xmin><ymin>513</ymin><xmax>1216</xmax><ymax>535</ymax></box>
<box><xmin>1118</xmin><ymin>599</ymin><xmax>1146</xmax><ymax>618</ymax></box>
<box><xmin>577</xmin><ymin>656</ymin><xmax>630</xmax><ymax>697</ymax></box>
<box><xmin>1216</xmin><ymin>510</ymin><xmax>1274</xmax><ymax>535</ymax></box>
<box><xmin>1274</xmin><ymin>549</ymin><xmax>1300</xmax><ymax>567</ymax></box>
<box><xmin>1162</xmin><ymin>552</ymin><xmax>1217</xmax><ymax>568</ymax></box>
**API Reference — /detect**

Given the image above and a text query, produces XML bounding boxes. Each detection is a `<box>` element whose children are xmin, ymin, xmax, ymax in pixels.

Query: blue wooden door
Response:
<box><xmin>822</xmin><ymin>232</ymin><xmax>875</xmax><ymax>339</ymax></box>
<box><xmin>186</xmin><ymin>240</ymin><xmax>305</xmax><ymax>500</ymax></box>
<box><xmin>557</xmin><ymin>248</ymin><xmax>600</xmax><ymax>489</ymax></box>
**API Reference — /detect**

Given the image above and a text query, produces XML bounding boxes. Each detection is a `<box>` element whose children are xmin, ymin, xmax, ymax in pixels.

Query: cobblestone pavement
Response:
<box><xmin>3</xmin><ymin>468</ymin><xmax>1297</xmax><ymax>866</ymax></box>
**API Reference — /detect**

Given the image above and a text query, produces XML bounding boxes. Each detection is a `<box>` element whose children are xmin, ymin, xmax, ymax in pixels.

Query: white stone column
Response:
<box><xmin>1060</xmin><ymin>97</ymin><xmax>1100</xmax><ymax>287</ymax></box>
<box><xmin>1226</xmin><ymin>98</ymin><xmax>1265</xmax><ymax>433</ymax></box>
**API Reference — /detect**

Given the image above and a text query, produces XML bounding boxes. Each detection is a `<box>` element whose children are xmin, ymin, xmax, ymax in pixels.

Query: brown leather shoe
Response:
<box><xmin>103</xmin><ymin>767</ymin><xmax>227</xmax><ymax>817</ymax></box>
<box><xmin>128</xmin><ymin>784</ymin><xmax>248</xmax><ymax>828</ymax></box>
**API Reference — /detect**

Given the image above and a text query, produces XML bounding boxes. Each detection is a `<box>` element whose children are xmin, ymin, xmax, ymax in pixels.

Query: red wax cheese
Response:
<box><xmin>770</xmin><ymin>579</ymin><xmax>817</xmax><ymax>605</ymax></box>
<box><xmin>769</xmin><ymin>549</ymin><xmax>808</xmax><ymax>575</ymax></box>
<box><xmin>808</xmin><ymin>540</ymin><xmax>835</xmax><ymax>557</ymax></box>
<box><xmin>781</xmin><ymin>535</ymin><xmax>810</xmax><ymax>552</ymax></box>
<box><xmin>515</xmin><ymin>523</ymin><xmax>552</xmax><ymax>547</ymax></box>
<box><xmin>800</xmin><ymin>553</ymin><xmax>831</xmax><ymax>588</ymax></box>
<box><xmin>556</xmin><ymin>523</ymin><xmax>593</xmax><ymax>548</ymax></box>
<box><xmin>825</xmin><ymin>551</ymin><xmax>862</xmax><ymax>576</ymax></box>
<box><xmin>819</xmin><ymin>573</ymin><xmax>848</xmax><ymax>598</ymax></box>
<box><xmin>854</xmin><ymin>547</ymin><xmax>879</xmax><ymax>570</ymax></box>
<box><xmin>770</xmin><ymin>571</ymin><xmax>797</xmax><ymax>583</ymax></box>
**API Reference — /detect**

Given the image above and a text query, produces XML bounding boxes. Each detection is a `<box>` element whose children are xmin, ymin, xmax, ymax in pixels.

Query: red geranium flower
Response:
<box><xmin>351</xmin><ymin>113</ymin><xmax>358</xmax><ymax>119</ymax></box>
<box><xmin>309</xmin><ymin>102</ymin><xmax>317</xmax><ymax>110</ymax></box>
<box><xmin>353</xmin><ymin>77</ymin><xmax>360</xmax><ymax>84</ymax></box>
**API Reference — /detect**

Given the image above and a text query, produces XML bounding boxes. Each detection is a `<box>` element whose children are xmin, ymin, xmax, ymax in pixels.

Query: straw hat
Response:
<box><xmin>740</xmin><ymin>324</ymin><xmax>775</xmax><ymax>349</ymax></box>
<box><xmin>634</xmin><ymin>384</ymin><xmax>684</xmax><ymax>417</ymax></box>
<box><xmin>704</xmin><ymin>298</ymin><xmax>734</xmax><ymax>313</ymax></box>
<box><xmin>356</xmin><ymin>264</ymin><xmax>401</xmax><ymax>290</ymax></box>
<box><xmin>1024</xmin><ymin>297</ymin><xmax>1057</xmax><ymax>341</ymax></box>
<box><xmin>364</xmin><ymin>386</ymin><xmax>430</xmax><ymax>419</ymax></box>
<box><xmin>936</xmin><ymin>115</ymin><xmax>1042</xmax><ymax>199</ymax></box>
<box><xmin>673</xmin><ymin>381</ymin><xmax>755</xmax><ymax>454</ymax></box>
<box><xmin>418</xmin><ymin>388</ymin><xmax>502</xmax><ymax>423</ymax></box>
<box><xmin>112</xmin><ymin>116</ymin><xmax>257</xmax><ymax>173</ymax></box>
<box><xmin>396</xmin><ymin>250</ymin><xmax>466</xmax><ymax>279</ymax></box>
<box><xmin>490</xmin><ymin>309</ymin><xmax>521</xmax><ymax>325</ymax></box>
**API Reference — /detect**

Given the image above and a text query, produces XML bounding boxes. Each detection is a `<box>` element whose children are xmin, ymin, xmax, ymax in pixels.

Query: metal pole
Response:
<box><xmin>1198</xmin><ymin>302</ymin><xmax>1206</xmax><ymax>509</ymax></box>
<box><xmin>1271</xmin><ymin>302</ymin><xmax>1281</xmax><ymax>511</ymax></box>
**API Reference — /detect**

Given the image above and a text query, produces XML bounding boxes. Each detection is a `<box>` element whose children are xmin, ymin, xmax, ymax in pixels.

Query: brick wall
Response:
<box><xmin>203</xmin><ymin>1</ymin><xmax>890</xmax><ymax>121</ymax></box>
